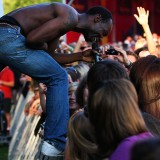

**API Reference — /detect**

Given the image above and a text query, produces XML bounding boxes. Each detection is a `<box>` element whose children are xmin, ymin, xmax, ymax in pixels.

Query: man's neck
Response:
<box><xmin>74</xmin><ymin>13</ymin><xmax>90</xmax><ymax>31</ymax></box>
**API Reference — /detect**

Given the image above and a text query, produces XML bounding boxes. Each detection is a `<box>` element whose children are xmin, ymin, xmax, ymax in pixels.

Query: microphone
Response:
<box><xmin>92</xmin><ymin>42</ymin><xmax>101</xmax><ymax>63</ymax></box>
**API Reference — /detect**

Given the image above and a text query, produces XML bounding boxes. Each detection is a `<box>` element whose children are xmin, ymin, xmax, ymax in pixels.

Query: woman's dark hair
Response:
<box><xmin>86</xmin><ymin>6</ymin><xmax>112</xmax><ymax>23</ymax></box>
<box><xmin>87</xmin><ymin>60</ymin><xmax>129</xmax><ymax>113</ymax></box>
<box><xmin>89</xmin><ymin>79</ymin><xmax>148</xmax><ymax>158</ymax></box>
<box><xmin>131</xmin><ymin>137</ymin><xmax>160</xmax><ymax>160</ymax></box>
<box><xmin>66</xmin><ymin>67</ymin><xmax>79</xmax><ymax>82</ymax></box>
<box><xmin>130</xmin><ymin>55</ymin><xmax>160</xmax><ymax>118</ymax></box>
<box><xmin>76</xmin><ymin>75</ymin><xmax>88</xmax><ymax>108</ymax></box>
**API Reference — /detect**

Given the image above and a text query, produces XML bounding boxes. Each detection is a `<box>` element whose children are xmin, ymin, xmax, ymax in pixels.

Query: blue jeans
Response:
<box><xmin>0</xmin><ymin>26</ymin><xmax>69</xmax><ymax>151</ymax></box>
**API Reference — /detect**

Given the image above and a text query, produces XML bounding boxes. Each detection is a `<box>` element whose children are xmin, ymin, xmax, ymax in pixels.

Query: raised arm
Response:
<box><xmin>134</xmin><ymin>7</ymin><xmax>158</xmax><ymax>57</ymax></box>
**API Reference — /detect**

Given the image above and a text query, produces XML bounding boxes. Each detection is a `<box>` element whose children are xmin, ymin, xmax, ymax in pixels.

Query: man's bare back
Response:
<box><xmin>1</xmin><ymin>3</ymin><xmax>112</xmax><ymax>56</ymax></box>
<box><xmin>7</xmin><ymin>3</ymin><xmax>78</xmax><ymax>38</ymax></box>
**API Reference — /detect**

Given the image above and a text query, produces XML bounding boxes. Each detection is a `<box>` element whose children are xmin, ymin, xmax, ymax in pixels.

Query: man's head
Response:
<box><xmin>83</xmin><ymin>6</ymin><xmax>113</xmax><ymax>42</ymax></box>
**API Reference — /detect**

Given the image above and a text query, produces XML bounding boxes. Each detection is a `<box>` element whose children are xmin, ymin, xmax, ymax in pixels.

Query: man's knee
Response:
<box><xmin>49</xmin><ymin>69</ymin><xmax>68</xmax><ymax>85</ymax></box>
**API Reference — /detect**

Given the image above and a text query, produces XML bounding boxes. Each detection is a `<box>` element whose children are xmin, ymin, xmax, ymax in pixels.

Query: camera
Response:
<box><xmin>92</xmin><ymin>42</ymin><xmax>101</xmax><ymax>62</ymax></box>
<box><xmin>105</xmin><ymin>48</ymin><xmax>118</xmax><ymax>55</ymax></box>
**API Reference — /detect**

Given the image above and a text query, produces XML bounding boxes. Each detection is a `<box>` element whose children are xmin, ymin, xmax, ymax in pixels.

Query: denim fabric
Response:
<box><xmin>0</xmin><ymin>26</ymin><xmax>69</xmax><ymax>151</ymax></box>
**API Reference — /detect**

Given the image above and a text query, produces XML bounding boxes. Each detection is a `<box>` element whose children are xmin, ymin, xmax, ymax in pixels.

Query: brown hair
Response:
<box><xmin>130</xmin><ymin>55</ymin><xmax>160</xmax><ymax>119</ymax></box>
<box><xmin>89</xmin><ymin>79</ymin><xmax>148</xmax><ymax>157</ymax></box>
<box><xmin>87</xmin><ymin>59</ymin><xmax>129</xmax><ymax>116</ymax></box>
<box><xmin>67</xmin><ymin>111</ymin><xmax>99</xmax><ymax>160</ymax></box>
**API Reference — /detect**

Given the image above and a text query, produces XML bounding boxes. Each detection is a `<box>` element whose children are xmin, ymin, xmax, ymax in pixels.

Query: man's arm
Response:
<box><xmin>49</xmin><ymin>49</ymin><xmax>95</xmax><ymax>65</ymax></box>
<box><xmin>45</xmin><ymin>37</ymin><xmax>95</xmax><ymax>65</ymax></box>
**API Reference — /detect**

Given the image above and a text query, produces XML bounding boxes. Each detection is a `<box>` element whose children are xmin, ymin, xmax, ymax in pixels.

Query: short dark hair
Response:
<box><xmin>131</xmin><ymin>137</ymin><xmax>160</xmax><ymax>160</ymax></box>
<box><xmin>86</xmin><ymin>6</ymin><xmax>112</xmax><ymax>23</ymax></box>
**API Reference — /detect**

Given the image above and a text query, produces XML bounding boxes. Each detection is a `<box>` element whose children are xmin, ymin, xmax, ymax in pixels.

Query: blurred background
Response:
<box><xmin>0</xmin><ymin>0</ymin><xmax>160</xmax><ymax>44</ymax></box>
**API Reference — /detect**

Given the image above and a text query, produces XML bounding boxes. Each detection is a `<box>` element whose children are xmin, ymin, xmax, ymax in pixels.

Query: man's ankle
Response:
<box><xmin>41</xmin><ymin>140</ymin><xmax>64</xmax><ymax>157</ymax></box>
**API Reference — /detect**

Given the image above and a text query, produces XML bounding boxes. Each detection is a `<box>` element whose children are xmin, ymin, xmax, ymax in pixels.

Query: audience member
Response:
<box><xmin>89</xmin><ymin>79</ymin><xmax>152</xmax><ymax>160</ymax></box>
<box><xmin>66</xmin><ymin>67</ymin><xmax>79</xmax><ymax>83</ymax></box>
<box><xmin>126</xmin><ymin>51</ymin><xmax>138</xmax><ymax>63</ymax></box>
<box><xmin>87</xmin><ymin>59</ymin><xmax>129</xmax><ymax>115</ymax></box>
<box><xmin>0</xmin><ymin>66</ymin><xmax>15</xmax><ymax>133</ymax></box>
<box><xmin>24</xmin><ymin>86</ymin><xmax>41</xmax><ymax>116</ymax></box>
<box><xmin>134</xmin><ymin>7</ymin><xmax>158</xmax><ymax>57</ymax></box>
<box><xmin>130</xmin><ymin>55</ymin><xmax>160</xmax><ymax>135</ymax></box>
<box><xmin>75</xmin><ymin>75</ymin><xmax>88</xmax><ymax>108</ymax></box>
<box><xmin>74</xmin><ymin>62</ymin><xmax>90</xmax><ymax>80</ymax></box>
<box><xmin>68</xmin><ymin>82</ymin><xmax>80</xmax><ymax>116</ymax></box>
<box><xmin>65</xmin><ymin>110</ymin><xmax>99</xmax><ymax>160</ymax></box>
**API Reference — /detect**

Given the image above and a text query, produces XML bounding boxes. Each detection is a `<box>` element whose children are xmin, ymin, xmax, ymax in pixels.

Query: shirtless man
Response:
<box><xmin>0</xmin><ymin>2</ymin><xmax>113</xmax><ymax>157</ymax></box>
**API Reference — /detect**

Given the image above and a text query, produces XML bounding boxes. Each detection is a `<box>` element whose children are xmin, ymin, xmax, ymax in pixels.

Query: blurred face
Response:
<box><xmin>83</xmin><ymin>87</ymin><xmax>89</xmax><ymax>105</ymax></box>
<box><xmin>103</xmin><ymin>54</ymin><xmax>118</xmax><ymax>61</ymax></box>
<box><xmin>83</xmin><ymin>19</ymin><xmax>113</xmax><ymax>42</ymax></box>
<box><xmin>34</xmin><ymin>90</ymin><xmax>40</xmax><ymax>99</ymax></box>
<box><xmin>68</xmin><ymin>86</ymin><xmax>78</xmax><ymax>109</ymax></box>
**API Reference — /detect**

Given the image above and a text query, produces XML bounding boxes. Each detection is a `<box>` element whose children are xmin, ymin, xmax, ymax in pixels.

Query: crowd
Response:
<box><xmin>0</xmin><ymin>2</ymin><xmax>160</xmax><ymax>160</ymax></box>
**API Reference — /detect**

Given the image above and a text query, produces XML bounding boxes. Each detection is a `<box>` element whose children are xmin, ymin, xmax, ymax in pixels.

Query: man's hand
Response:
<box><xmin>82</xmin><ymin>48</ymin><xmax>100</xmax><ymax>63</ymax></box>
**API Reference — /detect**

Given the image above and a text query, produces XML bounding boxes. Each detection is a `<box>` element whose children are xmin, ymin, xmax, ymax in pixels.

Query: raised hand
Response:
<box><xmin>134</xmin><ymin>7</ymin><xmax>149</xmax><ymax>26</ymax></box>
<box><xmin>134</xmin><ymin>7</ymin><xmax>158</xmax><ymax>57</ymax></box>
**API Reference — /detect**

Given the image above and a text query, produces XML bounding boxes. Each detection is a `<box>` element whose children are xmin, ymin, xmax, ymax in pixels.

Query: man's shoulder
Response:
<box><xmin>53</xmin><ymin>2</ymin><xmax>78</xmax><ymax>16</ymax></box>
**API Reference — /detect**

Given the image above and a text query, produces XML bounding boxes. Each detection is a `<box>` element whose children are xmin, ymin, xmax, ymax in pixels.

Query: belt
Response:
<box><xmin>0</xmin><ymin>22</ymin><xmax>19</xmax><ymax>30</ymax></box>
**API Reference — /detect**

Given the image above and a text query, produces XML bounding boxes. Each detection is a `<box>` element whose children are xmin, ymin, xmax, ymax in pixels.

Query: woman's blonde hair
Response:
<box><xmin>89</xmin><ymin>79</ymin><xmax>148</xmax><ymax>157</ymax></box>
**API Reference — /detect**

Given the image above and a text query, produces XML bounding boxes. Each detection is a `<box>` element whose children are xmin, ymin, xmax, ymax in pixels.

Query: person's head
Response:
<box><xmin>66</xmin><ymin>67</ymin><xmax>79</xmax><ymax>83</ymax></box>
<box><xmin>68</xmin><ymin>82</ymin><xmax>79</xmax><ymax>116</ymax></box>
<box><xmin>89</xmin><ymin>79</ymin><xmax>148</xmax><ymax>157</ymax></box>
<box><xmin>130</xmin><ymin>55</ymin><xmax>160</xmax><ymax>119</ymax></box>
<box><xmin>75</xmin><ymin>75</ymin><xmax>88</xmax><ymax>108</ymax></box>
<box><xmin>67</xmin><ymin>110</ymin><xmax>98</xmax><ymax>160</ymax></box>
<box><xmin>126</xmin><ymin>51</ymin><xmax>138</xmax><ymax>63</ymax></box>
<box><xmin>134</xmin><ymin>46</ymin><xmax>150</xmax><ymax>58</ymax></box>
<box><xmin>74</xmin><ymin>62</ymin><xmax>90</xmax><ymax>80</ymax></box>
<box><xmin>134</xmin><ymin>38</ymin><xmax>147</xmax><ymax>51</ymax></box>
<box><xmin>82</xmin><ymin>6</ymin><xmax>113</xmax><ymax>42</ymax></box>
<box><xmin>87</xmin><ymin>60</ymin><xmax>129</xmax><ymax>110</ymax></box>
<box><xmin>30</xmin><ymin>79</ymin><xmax>40</xmax><ymax>99</ymax></box>
<box><xmin>131</xmin><ymin>137</ymin><xmax>160</xmax><ymax>160</ymax></box>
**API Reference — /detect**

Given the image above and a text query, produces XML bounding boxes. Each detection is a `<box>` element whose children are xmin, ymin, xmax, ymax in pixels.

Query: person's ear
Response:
<box><xmin>94</xmin><ymin>14</ymin><xmax>102</xmax><ymax>23</ymax></box>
